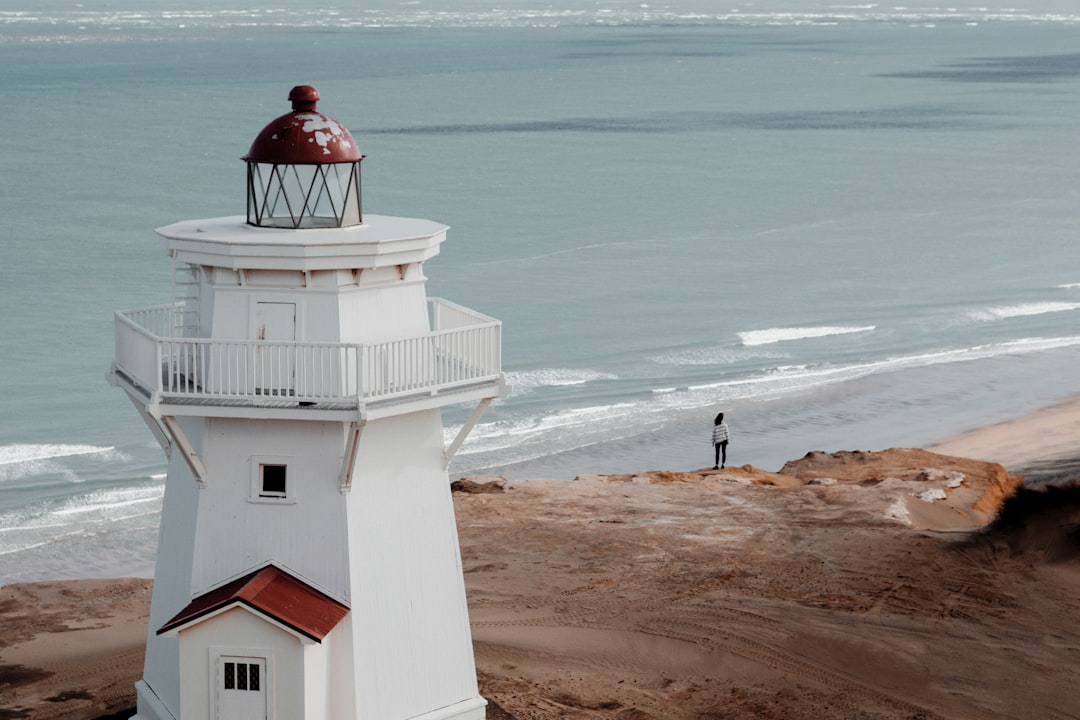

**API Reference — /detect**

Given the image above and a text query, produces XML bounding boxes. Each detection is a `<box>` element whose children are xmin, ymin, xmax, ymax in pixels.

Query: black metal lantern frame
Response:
<box><xmin>247</xmin><ymin>161</ymin><xmax>362</xmax><ymax>229</ymax></box>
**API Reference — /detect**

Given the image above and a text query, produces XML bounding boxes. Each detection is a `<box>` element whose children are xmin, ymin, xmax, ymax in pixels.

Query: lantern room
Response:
<box><xmin>243</xmin><ymin>85</ymin><xmax>364</xmax><ymax>229</ymax></box>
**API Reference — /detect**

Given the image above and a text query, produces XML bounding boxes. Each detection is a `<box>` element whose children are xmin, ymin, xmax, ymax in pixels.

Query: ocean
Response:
<box><xmin>2</xmin><ymin>0</ymin><xmax>1079</xmax><ymax>584</ymax></box>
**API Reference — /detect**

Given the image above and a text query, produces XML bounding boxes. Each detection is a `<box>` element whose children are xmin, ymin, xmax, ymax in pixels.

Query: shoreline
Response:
<box><xmin>929</xmin><ymin>393</ymin><xmax>1080</xmax><ymax>475</ymax></box>
<box><xmin>2</xmin><ymin>396</ymin><xmax>1079</xmax><ymax>719</ymax></box>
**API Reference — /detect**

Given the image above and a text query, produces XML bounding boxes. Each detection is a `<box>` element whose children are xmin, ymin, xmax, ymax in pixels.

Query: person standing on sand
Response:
<box><xmin>712</xmin><ymin>412</ymin><xmax>730</xmax><ymax>469</ymax></box>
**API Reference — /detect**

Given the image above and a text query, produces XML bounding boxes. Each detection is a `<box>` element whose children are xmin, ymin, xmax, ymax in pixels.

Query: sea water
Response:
<box><xmin>2</xmin><ymin>0</ymin><xmax>1080</xmax><ymax>583</ymax></box>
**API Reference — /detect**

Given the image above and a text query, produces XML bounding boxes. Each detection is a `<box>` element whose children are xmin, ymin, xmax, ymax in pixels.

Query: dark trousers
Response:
<box><xmin>714</xmin><ymin>441</ymin><xmax>727</xmax><ymax>467</ymax></box>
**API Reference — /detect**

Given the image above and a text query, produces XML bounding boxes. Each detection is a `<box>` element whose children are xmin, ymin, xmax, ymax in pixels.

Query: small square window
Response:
<box><xmin>224</xmin><ymin>662</ymin><xmax>235</xmax><ymax>690</ymax></box>
<box><xmin>260</xmin><ymin>464</ymin><xmax>287</xmax><ymax>498</ymax></box>
<box><xmin>250</xmin><ymin>456</ymin><xmax>294</xmax><ymax>503</ymax></box>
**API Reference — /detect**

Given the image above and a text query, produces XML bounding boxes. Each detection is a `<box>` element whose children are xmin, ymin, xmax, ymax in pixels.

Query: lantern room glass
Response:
<box><xmin>247</xmin><ymin>161</ymin><xmax>362</xmax><ymax>229</ymax></box>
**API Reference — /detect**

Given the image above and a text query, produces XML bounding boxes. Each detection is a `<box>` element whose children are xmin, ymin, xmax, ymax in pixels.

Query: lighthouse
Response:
<box><xmin>109</xmin><ymin>86</ymin><xmax>507</xmax><ymax>720</ymax></box>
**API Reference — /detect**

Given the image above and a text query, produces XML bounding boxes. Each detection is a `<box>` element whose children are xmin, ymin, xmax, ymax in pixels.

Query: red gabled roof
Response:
<box><xmin>159</xmin><ymin>566</ymin><xmax>349</xmax><ymax>642</ymax></box>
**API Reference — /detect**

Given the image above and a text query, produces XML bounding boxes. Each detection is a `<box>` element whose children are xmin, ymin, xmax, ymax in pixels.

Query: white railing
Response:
<box><xmin>113</xmin><ymin>299</ymin><xmax>501</xmax><ymax>408</ymax></box>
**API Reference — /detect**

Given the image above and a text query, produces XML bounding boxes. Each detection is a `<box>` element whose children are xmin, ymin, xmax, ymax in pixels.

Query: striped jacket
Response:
<box><xmin>712</xmin><ymin>423</ymin><xmax>730</xmax><ymax>444</ymax></box>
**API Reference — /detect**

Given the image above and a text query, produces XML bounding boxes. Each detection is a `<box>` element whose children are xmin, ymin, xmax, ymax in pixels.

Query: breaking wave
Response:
<box><xmin>448</xmin><ymin>334</ymin><xmax>1080</xmax><ymax>473</ymax></box>
<box><xmin>738</xmin><ymin>325</ymin><xmax>875</xmax><ymax>346</ymax></box>
<box><xmin>970</xmin><ymin>302</ymin><xmax>1080</xmax><ymax>321</ymax></box>
<box><xmin>0</xmin><ymin>484</ymin><xmax>163</xmax><ymax>558</ymax></box>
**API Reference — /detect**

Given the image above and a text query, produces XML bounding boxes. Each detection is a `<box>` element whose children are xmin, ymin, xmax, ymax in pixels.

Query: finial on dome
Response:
<box><xmin>289</xmin><ymin>85</ymin><xmax>320</xmax><ymax>112</ymax></box>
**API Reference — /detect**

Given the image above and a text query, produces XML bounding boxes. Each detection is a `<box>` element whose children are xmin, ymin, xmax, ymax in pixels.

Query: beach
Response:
<box><xmin>2</xmin><ymin>398</ymin><xmax>1078</xmax><ymax>720</ymax></box>
<box><xmin>929</xmin><ymin>395</ymin><xmax>1080</xmax><ymax>474</ymax></box>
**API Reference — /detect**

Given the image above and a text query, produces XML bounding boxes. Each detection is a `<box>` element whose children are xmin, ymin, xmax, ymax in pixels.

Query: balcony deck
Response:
<box><xmin>110</xmin><ymin>298</ymin><xmax>507</xmax><ymax>421</ymax></box>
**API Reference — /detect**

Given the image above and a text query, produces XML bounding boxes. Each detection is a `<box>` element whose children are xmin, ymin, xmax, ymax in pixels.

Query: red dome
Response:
<box><xmin>243</xmin><ymin>85</ymin><xmax>363</xmax><ymax>165</ymax></box>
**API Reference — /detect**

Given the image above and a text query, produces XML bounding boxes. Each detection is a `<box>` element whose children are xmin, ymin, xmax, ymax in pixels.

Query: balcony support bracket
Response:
<box><xmin>118</xmin><ymin>388</ymin><xmax>172</xmax><ymax>458</ymax></box>
<box><xmin>161</xmin><ymin>415</ymin><xmax>208</xmax><ymax>488</ymax></box>
<box><xmin>340</xmin><ymin>419</ymin><xmax>367</xmax><ymax>494</ymax></box>
<box><xmin>443</xmin><ymin>397</ymin><xmax>494</xmax><ymax>470</ymax></box>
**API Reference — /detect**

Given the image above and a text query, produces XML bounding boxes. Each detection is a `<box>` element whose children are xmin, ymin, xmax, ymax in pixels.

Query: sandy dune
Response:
<box><xmin>2</xmin><ymin>400</ymin><xmax>1080</xmax><ymax>719</ymax></box>
<box><xmin>462</xmin><ymin>455</ymin><xmax>1080</xmax><ymax>720</ymax></box>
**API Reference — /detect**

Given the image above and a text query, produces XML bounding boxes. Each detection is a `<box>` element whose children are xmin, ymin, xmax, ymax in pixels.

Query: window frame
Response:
<box><xmin>249</xmin><ymin>455</ymin><xmax>295</xmax><ymax>504</ymax></box>
<box><xmin>223</xmin><ymin>660</ymin><xmax>260</xmax><ymax>691</ymax></box>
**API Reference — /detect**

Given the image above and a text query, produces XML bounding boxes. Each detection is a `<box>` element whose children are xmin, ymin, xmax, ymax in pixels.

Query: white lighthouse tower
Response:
<box><xmin>109</xmin><ymin>86</ymin><xmax>507</xmax><ymax>720</ymax></box>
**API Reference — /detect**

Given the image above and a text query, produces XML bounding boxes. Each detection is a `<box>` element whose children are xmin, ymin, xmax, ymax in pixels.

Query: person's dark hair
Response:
<box><xmin>714</xmin><ymin>412</ymin><xmax>724</xmax><ymax>425</ymax></box>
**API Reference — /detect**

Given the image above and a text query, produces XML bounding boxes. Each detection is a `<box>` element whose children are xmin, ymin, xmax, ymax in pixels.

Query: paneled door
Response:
<box><xmin>255</xmin><ymin>302</ymin><xmax>296</xmax><ymax>396</ymax></box>
<box><xmin>216</xmin><ymin>656</ymin><xmax>267</xmax><ymax>720</ymax></box>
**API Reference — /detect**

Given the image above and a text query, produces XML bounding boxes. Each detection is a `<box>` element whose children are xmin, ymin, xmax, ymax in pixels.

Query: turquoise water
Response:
<box><xmin>2</xmin><ymin>1</ymin><xmax>1080</xmax><ymax>583</ymax></box>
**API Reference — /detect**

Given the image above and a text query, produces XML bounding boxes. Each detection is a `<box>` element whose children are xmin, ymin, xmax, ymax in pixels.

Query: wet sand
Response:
<box><xmin>2</xmin><ymin>398</ymin><xmax>1079</xmax><ymax>720</ymax></box>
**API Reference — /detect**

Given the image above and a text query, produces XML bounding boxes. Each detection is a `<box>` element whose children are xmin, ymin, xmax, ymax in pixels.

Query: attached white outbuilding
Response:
<box><xmin>155</xmin><ymin>565</ymin><xmax>349</xmax><ymax>720</ymax></box>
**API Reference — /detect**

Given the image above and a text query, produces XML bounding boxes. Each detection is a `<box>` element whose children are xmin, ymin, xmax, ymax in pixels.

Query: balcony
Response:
<box><xmin>110</xmin><ymin>298</ymin><xmax>506</xmax><ymax>421</ymax></box>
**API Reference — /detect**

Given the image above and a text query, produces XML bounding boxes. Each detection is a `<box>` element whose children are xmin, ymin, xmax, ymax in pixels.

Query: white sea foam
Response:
<box><xmin>447</xmin><ymin>400</ymin><xmax>639</xmax><ymax>456</ymax></box>
<box><xmin>1</xmin><ymin>3</ymin><xmax>1078</xmax><ymax>40</ymax></box>
<box><xmin>0</xmin><ymin>443</ymin><xmax>115</xmax><ymax>466</ymax></box>
<box><xmin>0</xmin><ymin>444</ymin><xmax>123</xmax><ymax>484</ymax></box>
<box><xmin>738</xmin><ymin>325</ymin><xmax>875</xmax><ymax>346</ymax></box>
<box><xmin>0</xmin><ymin>530</ymin><xmax>88</xmax><ymax>558</ymax></box>
<box><xmin>0</xmin><ymin>483</ymin><xmax>163</xmax><ymax>563</ymax></box>
<box><xmin>970</xmin><ymin>302</ymin><xmax>1080</xmax><ymax>321</ymax></box>
<box><xmin>505</xmin><ymin>368</ymin><xmax>617</xmax><ymax>394</ymax></box>
<box><xmin>50</xmin><ymin>492</ymin><xmax>160</xmax><ymax>517</ymax></box>
<box><xmin>27</xmin><ymin>485</ymin><xmax>161</xmax><ymax>520</ymax></box>
<box><xmin>1058</xmin><ymin>283</ymin><xmax>1080</xmax><ymax>289</ymax></box>
<box><xmin>651</xmin><ymin>346</ymin><xmax>787</xmax><ymax>366</ymax></box>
